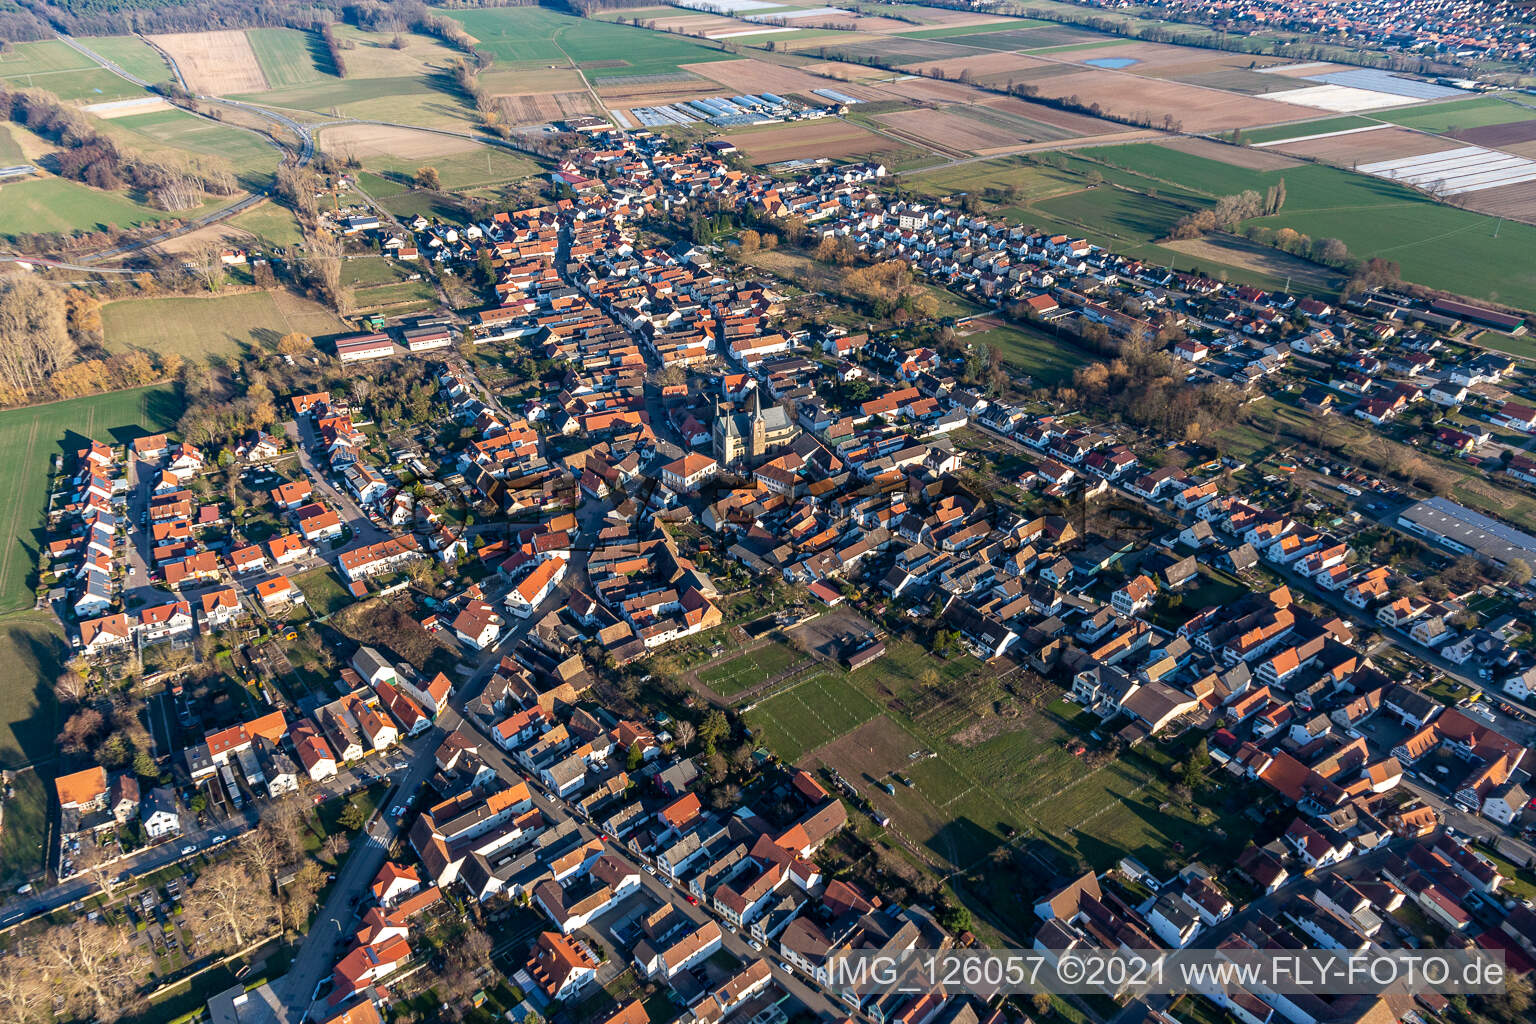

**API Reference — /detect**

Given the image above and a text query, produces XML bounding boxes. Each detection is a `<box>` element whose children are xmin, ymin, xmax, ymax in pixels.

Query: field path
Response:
<box><xmin>0</xmin><ymin>420</ymin><xmax>41</xmax><ymax>612</ymax></box>
<box><xmin>550</xmin><ymin>27</ymin><xmax>605</xmax><ymax>120</ymax></box>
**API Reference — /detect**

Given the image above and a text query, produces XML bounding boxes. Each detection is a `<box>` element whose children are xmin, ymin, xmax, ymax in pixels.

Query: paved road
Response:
<box><xmin>288</xmin><ymin>416</ymin><xmax>389</xmax><ymax>551</ymax></box>
<box><xmin>0</xmin><ymin>807</ymin><xmax>256</xmax><ymax>932</ymax></box>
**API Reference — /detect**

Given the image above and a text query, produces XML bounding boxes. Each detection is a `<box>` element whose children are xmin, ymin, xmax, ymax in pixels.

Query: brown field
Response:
<box><xmin>497</xmin><ymin>91</ymin><xmax>598</xmax><ymax>125</ymax></box>
<box><xmin>482</xmin><ymin>68</ymin><xmax>586</xmax><ymax>94</ymax></box>
<box><xmin>595</xmin><ymin>77</ymin><xmax>712</xmax><ymax>103</ymax></box>
<box><xmin>874</xmin><ymin>75</ymin><xmax>993</xmax><ymax>104</ymax></box>
<box><xmin>1502</xmin><ymin>140</ymin><xmax>1536</xmax><ymax>160</ymax></box>
<box><xmin>721</xmin><ymin>119</ymin><xmax>900</xmax><ymax>163</ymax></box>
<box><xmin>679</xmin><ymin>58</ymin><xmax>885</xmax><ymax>101</ymax></box>
<box><xmin>1450</xmin><ymin>119</ymin><xmax>1536</xmax><ymax>148</ymax></box>
<box><xmin>318</xmin><ymin>124</ymin><xmax>480</xmax><ymax>160</ymax></box>
<box><xmin>1059</xmin><ymin>41</ymin><xmax>1286</xmax><ymax>79</ymax></box>
<box><xmin>797</xmin><ymin>61</ymin><xmax>895</xmax><ymax>83</ymax></box>
<box><xmin>1256</xmin><ymin>61</ymin><xmax>1354</xmax><ymax>79</ymax></box>
<box><xmin>977</xmin><ymin>95</ymin><xmax>1127</xmax><ymax>136</ymax></box>
<box><xmin>1016</xmin><ymin>68</ymin><xmax>1319</xmax><ymax>132</ymax></box>
<box><xmin>648</xmin><ymin>13</ymin><xmax>751</xmax><ymax>36</ymax></box>
<box><xmin>898</xmin><ymin>50</ymin><xmax>1049</xmax><ymax>81</ymax></box>
<box><xmin>1459</xmin><ymin>180</ymin><xmax>1536</xmax><ymax>222</ymax></box>
<box><xmin>1157</xmin><ymin>136</ymin><xmax>1300</xmax><ymax>170</ymax></box>
<box><xmin>1274</xmin><ymin>126</ymin><xmax>1452</xmax><ymax>165</ymax></box>
<box><xmin>876</xmin><ymin>108</ymin><xmax>1023</xmax><ymax>155</ymax></box>
<box><xmin>148</xmin><ymin>30</ymin><xmax>268</xmax><ymax>95</ymax></box>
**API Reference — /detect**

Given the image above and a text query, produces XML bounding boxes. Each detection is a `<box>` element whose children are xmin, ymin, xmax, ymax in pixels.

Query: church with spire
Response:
<box><xmin>712</xmin><ymin>384</ymin><xmax>799</xmax><ymax>468</ymax></box>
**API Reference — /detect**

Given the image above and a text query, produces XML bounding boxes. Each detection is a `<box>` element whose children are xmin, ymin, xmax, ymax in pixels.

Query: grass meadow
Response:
<box><xmin>102</xmin><ymin>292</ymin><xmax>348</xmax><ymax>363</ymax></box>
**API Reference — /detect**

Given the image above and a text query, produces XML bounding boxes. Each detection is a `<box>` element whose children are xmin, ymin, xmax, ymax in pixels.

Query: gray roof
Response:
<box><xmin>1398</xmin><ymin>497</ymin><xmax>1536</xmax><ymax>568</ymax></box>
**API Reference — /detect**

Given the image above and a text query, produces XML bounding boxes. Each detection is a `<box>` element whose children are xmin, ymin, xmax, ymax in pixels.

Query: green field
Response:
<box><xmin>235</xmin><ymin>74</ymin><xmax>477</xmax><ymax>130</ymax></box>
<box><xmin>893</xmin><ymin>20</ymin><xmax>1052</xmax><ymax>39</ymax></box>
<box><xmin>0</xmin><ymin>615</ymin><xmax>67</xmax><ymax>773</ymax></box>
<box><xmin>698</xmin><ymin>641</ymin><xmax>804</xmax><ymax>697</ymax></box>
<box><xmin>15</xmin><ymin>66</ymin><xmax>149</xmax><ymax>102</ymax></box>
<box><xmin>1233</xmin><ymin>116</ymin><xmax>1380</xmax><ymax>145</ymax></box>
<box><xmin>446</xmin><ymin>7</ymin><xmax>723</xmax><ymax>77</ymax></box>
<box><xmin>1381</xmin><ymin>96</ymin><xmax>1536</xmax><ymax>133</ymax></box>
<box><xmin>102</xmin><ymin>292</ymin><xmax>348</xmax><ymax>362</ymax></box>
<box><xmin>227</xmin><ymin>202</ymin><xmax>303</xmax><ymax>247</ymax></box>
<box><xmin>93</xmin><ymin>107</ymin><xmax>280</xmax><ymax>189</ymax></box>
<box><xmin>334</xmin><ymin>140</ymin><xmax>543</xmax><ymax>192</ymax></box>
<box><xmin>246</xmin><ymin>27</ymin><xmax>332</xmax><ymax>89</ymax></box>
<box><xmin>0</xmin><ymin>766</ymin><xmax>50</xmax><ymax>882</ymax></box>
<box><xmin>963</xmin><ymin>323</ymin><xmax>1090</xmax><ymax>387</ymax></box>
<box><xmin>1067</xmin><ymin>142</ymin><xmax>1536</xmax><ymax>311</ymax></box>
<box><xmin>83</xmin><ymin>35</ymin><xmax>175</xmax><ymax>84</ymax></box>
<box><xmin>0</xmin><ymin>124</ymin><xmax>23</xmax><ymax>164</ymax></box>
<box><xmin>746</xmin><ymin>669</ymin><xmax>882</xmax><ymax>763</ymax></box>
<box><xmin>0</xmin><ymin>385</ymin><xmax>182</xmax><ymax>617</ymax></box>
<box><xmin>293</xmin><ymin>567</ymin><xmax>354</xmax><ymax>618</ymax></box>
<box><xmin>0</xmin><ymin>177</ymin><xmax>228</xmax><ymax>237</ymax></box>
<box><xmin>0</xmin><ymin>39</ymin><xmax>94</xmax><ymax>79</ymax></box>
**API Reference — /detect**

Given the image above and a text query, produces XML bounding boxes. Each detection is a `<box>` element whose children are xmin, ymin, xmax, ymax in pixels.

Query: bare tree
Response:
<box><xmin>674</xmin><ymin>719</ymin><xmax>696</xmax><ymax>751</ymax></box>
<box><xmin>38</xmin><ymin>920</ymin><xmax>147</xmax><ymax>1023</ymax></box>
<box><xmin>75</xmin><ymin>838</ymin><xmax>122</xmax><ymax>902</ymax></box>
<box><xmin>188</xmin><ymin>240</ymin><xmax>225</xmax><ymax>293</ymax></box>
<box><xmin>0</xmin><ymin>954</ymin><xmax>50</xmax><ymax>1024</ymax></box>
<box><xmin>54</xmin><ymin>666</ymin><xmax>88</xmax><ymax>705</ymax></box>
<box><xmin>183</xmin><ymin>856</ymin><xmax>277</xmax><ymax>953</ymax></box>
<box><xmin>0</xmin><ymin>277</ymin><xmax>75</xmax><ymax>397</ymax></box>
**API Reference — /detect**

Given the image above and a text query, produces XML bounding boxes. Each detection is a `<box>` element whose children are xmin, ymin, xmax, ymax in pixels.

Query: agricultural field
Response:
<box><xmin>330</xmin><ymin>26</ymin><xmax>463</xmax><ymax>79</ymax></box>
<box><xmin>1065</xmin><ymin>142</ymin><xmax>1536</xmax><ymax>309</ymax></box>
<box><xmin>80</xmin><ymin>35</ymin><xmax>175</xmax><ymax>84</ymax></box>
<box><xmin>1381</xmin><ymin>96</ymin><xmax>1536</xmax><ymax>133</ymax></box>
<box><xmin>0</xmin><ymin>123</ymin><xmax>23</xmax><ymax>164</ymax></box>
<box><xmin>320</xmin><ymin>125</ymin><xmax>541</xmax><ymax>189</ymax></box>
<box><xmin>147</xmin><ymin>30</ymin><xmax>269</xmax><ymax>95</ymax></box>
<box><xmin>226</xmin><ymin>202</ymin><xmax>303</xmax><ymax>247</ymax></box>
<box><xmin>0</xmin><ymin>177</ymin><xmax>225</xmax><ymax>238</ymax></box>
<box><xmin>0</xmin><ymin>385</ymin><xmax>182</xmax><ymax>618</ymax></box>
<box><xmin>90</xmin><ymin>106</ymin><xmax>280</xmax><ymax>189</ymax></box>
<box><xmin>101</xmin><ymin>291</ymin><xmax>348</xmax><ymax>363</ymax></box>
<box><xmin>448</xmin><ymin>6</ymin><xmax>724</xmax><ymax>77</ymax></box>
<box><xmin>246</xmin><ymin>27</ymin><xmax>332</xmax><ymax>89</ymax></box>
<box><xmin>698</xmin><ymin>641</ymin><xmax>804</xmax><ymax>697</ymax></box>
<box><xmin>720</xmin><ymin>118</ymin><xmax>922</xmax><ymax>165</ymax></box>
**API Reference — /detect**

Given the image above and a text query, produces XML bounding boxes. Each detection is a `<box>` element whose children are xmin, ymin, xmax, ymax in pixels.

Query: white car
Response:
<box><xmin>181</xmin><ymin>845</ymin><xmax>196</xmax><ymax>856</ymax></box>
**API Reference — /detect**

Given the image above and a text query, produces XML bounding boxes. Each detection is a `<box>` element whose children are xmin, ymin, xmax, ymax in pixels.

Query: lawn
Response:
<box><xmin>13</xmin><ymin>66</ymin><xmax>149</xmax><ymax>102</ymax></box>
<box><xmin>293</xmin><ymin>567</ymin><xmax>354</xmax><ymax>618</ymax></box>
<box><xmin>0</xmin><ymin>766</ymin><xmax>50</xmax><ymax>884</ymax></box>
<box><xmin>962</xmin><ymin>322</ymin><xmax>1092</xmax><ymax>388</ymax></box>
<box><xmin>227</xmin><ymin>202</ymin><xmax>304</xmax><ymax>247</ymax></box>
<box><xmin>102</xmin><ymin>292</ymin><xmax>348</xmax><ymax>362</ymax></box>
<box><xmin>0</xmin><ymin>615</ymin><xmax>67</xmax><ymax>771</ymax></box>
<box><xmin>246</xmin><ymin>27</ymin><xmax>333</xmax><ymax>89</ymax></box>
<box><xmin>698</xmin><ymin>641</ymin><xmax>804</xmax><ymax>698</ymax></box>
<box><xmin>1069</xmin><ymin>143</ymin><xmax>1536</xmax><ymax>311</ymax></box>
<box><xmin>0</xmin><ymin>385</ymin><xmax>183</xmax><ymax>616</ymax></box>
<box><xmin>83</xmin><ymin>36</ymin><xmax>175</xmax><ymax>84</ymax></box>
<box><xmin>0</xmin><ymin>177</ymin><xmax>236</xmax><ymax>238</ymax></box>
<box><xmin>0</xmin><ymin>124</ymin><xmax>22</xmax><ymax>164</ymax></box>
<box><xmin>445</xmin><ymin>6</ymin><xmax>724</xmax><ymax>77</ymax></box>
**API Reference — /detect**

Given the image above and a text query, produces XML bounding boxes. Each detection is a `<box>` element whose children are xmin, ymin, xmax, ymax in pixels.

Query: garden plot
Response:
<box><xmin>1357</xmin><ymin>146</ymin><xmax>1536</xmax><ymax>195</ymax></box>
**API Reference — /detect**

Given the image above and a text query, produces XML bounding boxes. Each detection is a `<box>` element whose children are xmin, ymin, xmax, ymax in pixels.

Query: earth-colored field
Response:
<box><xmin>1016</xmin><ymin>67</ymin><xmax>1322</xmax><ymax>132</ymax></box>
<box><xmin>1156</xmin><ymin>136</ymin><xmax>1300</xmax><ymax>170</ymax></box>
<box><xmin>1274</xmin><ymin>126</ymin><xmax>1455</xmax><ymax>165</ymax></box>
<box><xmin>898</xmin><ymin>49</ymin><xmax>1047</xmax><ymax>82</ymax></box>
<box><xmin>149</xmin><ymin>30</ymin><xmax>269</xmax><ymax>95</ymax></box>
<box><xmin>875</xmin><ymin>107</ymin><xmax>1024</xmax><ymax>155</ymax></box>
<box><xmin>320</xmin><ymin>123</ymin><xmax>479</xmax><ymax>161</ymax></box>
<box><xmin>721</xmin><ymin>118</ymin><xmax>906</xmax><ymax>163</ymax></box>
<box><xmin>1460</xmin><ymin>180</ymin><xmax>1536</xmax><ymax>222</ymax></box>
<box><xmin>497</xmin><ymin>91</ymin><xmax>599</xmax><ymax>125</ymax></box>
<box><xmin>0</xmin><ymin>385</ymin><xmax>182</xmax><ymax>617</ymax></box>
<box><xmin>102</xmin><ymin>291</ymin><xmax>347</xmax><ymax>362</ymax></box>
<box><xmin>680</xmin><ymin>58</ymin><xmax>884</xmax><ymax>100</ymax></box>
<box><xmin>1451</xmin><ymin>119</ymin><xmax>1536</xmax><ymax>148</ymax></box>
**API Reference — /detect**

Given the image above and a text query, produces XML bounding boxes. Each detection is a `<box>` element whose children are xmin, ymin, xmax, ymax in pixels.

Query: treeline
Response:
<box><xmin>0</xmin><ymin>0</ymin><xmax>529</xmax><ymax>43</ymax></box>
<box><xmin>2</xmin><ymin>87</ymin><xmax>237</xmax><ymax>209</ymax></box>
<box><xmin>319</xmin><ymin>21</ymin><xmax>347</xmax><ymax>75</ymax></box>
<box><xmin>1165</xmin><ymin>181</ymin><xmax>1287</xmax><ymax>238</ymax></box>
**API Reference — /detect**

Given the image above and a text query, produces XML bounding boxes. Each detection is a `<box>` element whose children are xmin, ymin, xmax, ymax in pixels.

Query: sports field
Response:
<box><xmin>0</xmin><ymin>385</ymin><xmax>183</xmax><ymax>616</ymax></box>
<box><xmin>447</xmin><ymin>6</ymin><xmax>724</xmax><ymax>77</ymax></box>
<box><xmin>746</xmin><ymin>669</ymin><xmax>882</xmax><ymax>762</ymax></box>
<box><xmin>698</xmin><ymin>641</ymin><xmax>804</xmax><ymax>697</ymax></box>
<box><xmin>102</xmin><ymin>292</ymin><xmax>348</xmax><ymax>363</ymax></box>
